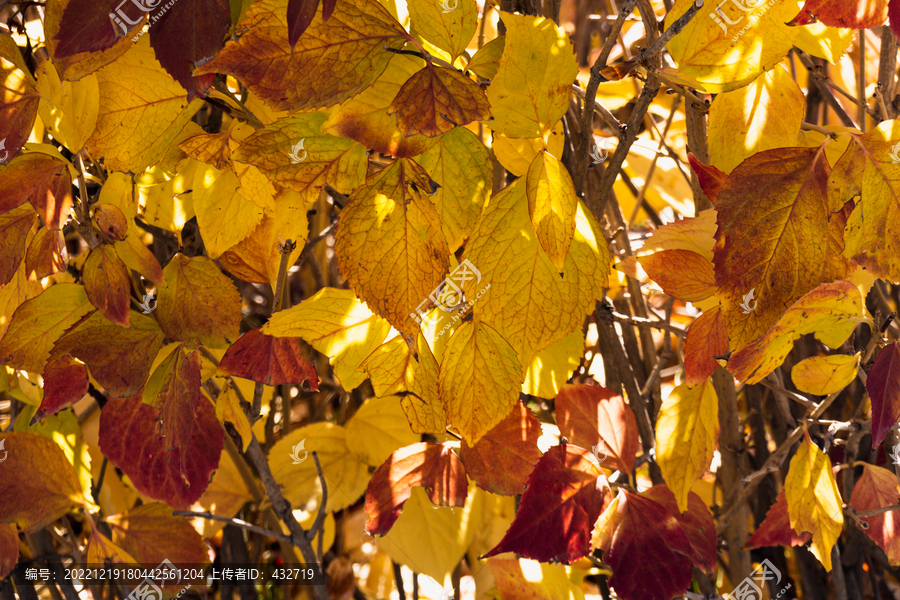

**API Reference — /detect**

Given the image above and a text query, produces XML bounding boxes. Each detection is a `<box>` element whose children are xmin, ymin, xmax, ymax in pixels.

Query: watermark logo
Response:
<box><xmin>0</xmin><ymin>438</ymin><xmax>6</xmax><ymax>464</ymax></box>
<box><xmin>411</xmin><ymin>260</ymin><xmax>490</xmax><ymax>339</ymax></box>
<box><xmin>708</xmin><ymin>0</ymin><xmax>773</xmax><ymax>41</ymax></box>
<box><xmin>723</xmin><ymin>559</ymin><xmax>791</xmax><ymax>600</ymax></box>
<box><xmin>419</xmin><ymin>575</ymin><xmax>453</xmax><ymax>600</ymax></box>
<box><xmin>110</xmin><ymin>0</ymin><xmax>161</xmax><ymax>36</ymax></box>
<box><xmin>889</xmin><ymin>140</ymin><xmax>900</xmax><ymax>164</ymax></box>
<box><xmin>126</xmin><ymin>559</ymin><xmax>190</xmax><ymax>600</ymax></box>
<box><xmin>589</xmin><ymin>138</ymin><xmax>614</xmax><ymax>164</ymax></box>
<box><xmin>590</xmin><ymin>443</ymin><xmax>608</xmax><ymax>464</ymax></box>
<box><xmin>890</xmin><ymin>442</ymin><xmax>900</xmax><ymax>466</ymax></box>
<box><xmin>438</xmin><ymin>0</ymin><xmax>457</xmax><ymax>13</ymax></box>
<box><xmin>138</xmin><ymin>293</ymin><xmax>156</xmax><ymax>314</ymax></box>
<box><xmin>290</xmin><ymin>439</ymin><xmax>308</xmax><ymax>464</ymax></box>
<box><xmin>289</xmin><ymin>139</ymin><xmax>307</xmax><ymax>164</ymax></box>
<box><xmin>739</xmin><ymin>288</ymin><xmax>757</xmax><ymax>314</ymax></box>
<box><xmin>0</xmin><ymin>138</ymin><xmax>7</xmax><ymax>164</ymax></box>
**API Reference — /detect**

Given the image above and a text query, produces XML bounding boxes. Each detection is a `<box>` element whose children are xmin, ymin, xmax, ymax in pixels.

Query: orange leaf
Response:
<box><xmin>194</xmin><ymin>0</ymin><xmax>410</xmax><ymax>112</ymax></box>
<box><xmin>0</xmin><ymin>432</ymin><xmax>87</xmax><ymax>532</ymax></box>
<box><xmin>51</xmin><ymin>311</ymin><xmax>166</xmax><ymax>398</ymax></box>
<box><xmin>92</xmin><ymin>203</ymin><xmax>128</xmax><ymax>241</ymax></box>
<box><xmin>555</xmin><ymin>383</ymin><xmax>639</xmax><ymax>474</ymax></box>
<box><xmin>0</xmin><ymin>154</ymin><xmax>72</xmax><ymax>230</ymax></box>
<box><xmin>639</xmin><ymin>249</ymin><xmax>717</xmax><ymax>302</ymax></box>
<box><xmin>789</xmin><ymin>0</ymin><xmax>888</xmax><ymax>28</ymax></box>
<box><xmin>687</xmin><ymin>153</ymin><xmax>727</xmax><ymax>203</ymax></box>
<box><xmin>849</xmin><ymin>464</ymin><xmax>900</xmax><ymax>566</ymax></box>
<box><xmin>83</xmin><ymin>245</ymin><xmax>132</xmax><ymax>327</ymax></box>
<box><xmin>35</xmin><ymin>355</ymin><xmax>89</xmax><ymax>423</ymax></box>
<box><xmin>364</xmin><ymin>442</ymin><xmax>467</xmax><ymax>535</ymax></box>
<box><xmin>0</xmin><ymin>204</ymin><xmax>36</xmax><ymax>287</ymax></box>
<box><xmin>388</xmin><ymin>64</ymin><xmax>491</xmax><ymax>138</ymax></box>
<box><xmin>107</xmin><ymin>502</ymin><xmax>209</xmax><ymax>569</ymax></box>
<box><xmin>0</xmin><ymin>523</ymin><xmax>16</xmax><ymax>579</ymax></box>
<box><xmin>24</xmin><ymin>227</ymin><xmax>68</xmax><ymax>280</ymax></box>
<box><xmin>217</xmin><ymin>327</ymin><xmax>319</xmax><ymax>388</ymax></box>
<box><xmin>744</xmin><ymin>490</ymin><xmax>812</xmax><ymax>550</ymax></box>
<box><xmin>460</xmin><ymin>402</ymin><xmax>542</xmax><ymax>496</ymax></box>
<box><xmin>684</xmin><ymin>305</ymin><xmax>729</xmax><ymax>386</ymax></box>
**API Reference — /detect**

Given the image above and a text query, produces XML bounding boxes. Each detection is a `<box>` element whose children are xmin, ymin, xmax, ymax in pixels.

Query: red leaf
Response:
<box><xmin>687</xmin><ymin>153</ymin><xmax>727</xmax><ymax>203</ymax></box>
<box><xmin>592</xmin><ymin>490</ymin><xmax>693</xmax><ymax>600</ymax></box>
<box><xmin>684</xmin><ymin>305</ymin><xmax>729</xmax><ymax>386</ymax></box>
<box><xmin>217</xmin><ymin>327</ymin><xmax>319</xmax><ymax>388</ymax></box>
<box><xmin>744</xmin><ymin>490</ymin><xmax>812</xmax><ymax>550</ymax></box>
<box><xmin>484</xmin><ymin>444</ymin><xmax>609</xmax><ymax>563</ymax></box>
<box><xmin>849</xmin><ymin>464</ymin><xmax>900</xmax><ymax>565</ymax></box>
<box><xmin>641</xmin><ymin>484</ymin><xmax>717</xmax><ymax>574</ymax></box>
<box><xmin>287</xmin><ymin>0</ymin><xmax>319</xmax><ymax>49</ymax></box>
<box><xmin>891</xmin><ymin>0</ymin><xmax>900</xmax><ymax>40</ymax></box>
<box><xmin>51</xmin><ymin>311</ymin><xmax>166</xmax><ymax>398</ymax></box>
<box><xmin>364</xmin><ymin>442</ymin><xmax>467</xmax><ymax>535</ymax></box>
<box><xmin>99</xmin><ymin>393</ymin><xmax>223</xmax><ymax>510</ymax></box>
<box><xmin>148</xmin><ymin>0</ymin><xmax>231</xmax><ymax>99</ymax></box>
<box><xmin>83</xmin><ymin>245</ymin><xmax>132</xmax><ymax>328</ymax></box>
<box><xmin>147</xmin><ymin>345</ymin><xmax>202</xmax><ymax>460</ymax></box>
<box><xmin>788</xmin><ymin>0</ymin><xmax>889</xmax><ymax>29</ymax></box>
<box><xmin>34</xmin><ymin>355</ymin><xmax>89</xmax><ymax>423</ymax></box>
<box><xmin>460</xmin><ymin>402</ymin><xmax>542</xmax><ymax>496</ymax></box>
<box><xmin>867</xmin><ymin>342</ymin><xmax>900</xmax><ymax>447</ymax></box>
<box><xmin>54</xmin><ymin>0</ymin><xmax>144</xmax><ymax>58</ymax></box>
<box><xmin>555</xmin><ymin>383</ymin><xmax>639</xmax><ymax>474</ymax></box>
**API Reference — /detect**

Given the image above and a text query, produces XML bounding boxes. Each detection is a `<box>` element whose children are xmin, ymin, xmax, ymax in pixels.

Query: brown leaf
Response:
<box><xmin>388</xmin><ymin>64</ymin><xmax>491</xmax><ymax>138</ymax></box>
<box><xmin>99</xmin><ymin>394</ymin><xmax>223</xmax><ymax>510</ymax></box>
<box><xmin>849</xmin><ymin>464</ymin><xmax>900</xmax><ymax>566</ymax></box>
<box><xmin>364</xmin><ymin>442</ymin><xmax>467</xmax><ymax>535</ymax></box>
<box><xmin>178</xmin><ymin>130</ymin><xmax>233</xmax><ymax>169</ymax></box>
<box><xmin>24</xmin><ymin>227</ymin><xmax>68</xmax><ymax>280</ymax></box>
<box><xmin>744</xmin><ymin>490</ymin><xmax>812</xmax><ymax>550</ymax></box>
<box><xmin>0</xmin><ymin>35</ymin><xmax>40</xmax><ymax>162</ymax></box>
<box><xmin>485</xmin><ymin>444</ymin><xmax>609</xmax><ymax>563</ymax></box>
<box><xmin>0</xmin><ymin>205</ymin><xmax>37</xmax><ymax>287</ymax></box>
<box><xmin>92</xmin><ymin>203</ymin><xmax>128</xmax><ymax>241</ymax></box>
<box><xmin>34</xmin><ymin>355</ymin><xmax>89</xmax><ymax>423</ymax></box>
<box><xmin>51</xmin><ymin>311</ymin><xmax>165</xmax><ymax>398</ymax></box>
<box><xmin>83</xmin><ymin>245</ymin><xmax>132</xmax><ymax>328</ymax></box>
<box><xmin>460</xmin><ymin>402</ymin><xmax>542</xmax><ymax>496</ymax></box>
<box><xmin>641</xmin><ymin>484</ymin><xmax>717</xmax><ymax>574</ymax></box>
<box><xmin>684</xmin><ymin>305</ymin><xmax>729</xmax><ymax>386</ymax></box>
<box><xmin>555</xmin><ymin>383</ymin><xmax>639</xmax><ymax>474</ymax></box>
<box><xmin>0</xmin><ymin>154</ymin><xmax>72</xmax><ymax>230</ymax></box>
<box><xmin>217</xmin><ymin>327</ymin><xmax>319</xmax><ymax>388</ymax></box>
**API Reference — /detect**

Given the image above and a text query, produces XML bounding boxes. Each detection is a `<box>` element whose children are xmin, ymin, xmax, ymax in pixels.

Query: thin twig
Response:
<box><xmin>173</xmin><ymin>511</ymin><xmax>292</xmax><ymax>544</ymax></box>
<box><xmin>637</xmin><ymin>0</ymin><xmax>704</xmax><ymax>62</ymax></box>
<box><xmin>307</xmin><ymin>451</ymin><xmax>328</xmax><ymax>560</ymax></box>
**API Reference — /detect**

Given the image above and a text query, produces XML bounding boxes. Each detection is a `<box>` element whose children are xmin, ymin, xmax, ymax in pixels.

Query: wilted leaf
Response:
<box><xmin>655</xmin><ymin>379</ymin><xmax>718</xmax><ymax>513</ymax></box>
<box><xmin>641</xmin><ymin>485</ymin><xmax>717</xmax><ymax>574</ymax></box>
<box><xmin>486</xmin><ymin>12</ymin><xmax>576</xmax><ymax>138</ymax></box>
<box><xmin>591</xmin><ymin>490</ymin><xmax>693</xmax><ymax>600</ymax></box>
<box><xmin>485</xmin><ymin>444</ymin><xmax>608</xmax><ymax>563</ymax></box>
<box><xmin>217</xmin><ymin>327</ymin><xmax>319</xmax><ymax>388</ymax></box>
<box><xmin>194</xmin><ymin>0</ymin><xmax>410</xmax><ymax>111</ymax></box>
<box><xmin>335</xmin><ymin>158</ymin><xmax>449</xmax><ymax>341</ymax></box>
<box><xmin>639</xmin><ymin>249</ymin><xmax>717</xmax><ymax>303</ymax></box>
<box><xmin>460</xmin><ymin>401</ymin><xmax>542</xmax><ymax>496</ymax></box>
<box><xmin>745</xmin><ymin>490</ymin><xmax>813</xmax><ymax>549</ymax></box>
<box><xmin>867</xmin><ymin>342</ymin><xmax>900</xmax><ymax>447</ymax></box>
<box><xmin>791</xmin><ymin>353</ymin><xmax>859</xmax><ymax>396</ymax></box>
<box><xmin>684</xmin><ymin>306</ymin><xmax>729</xmax><ymax>387</ymax></box>
<box><xmin>439</xmin><ymin>320</ymin><xmax>522</xmax><ymax>445</ymax></box>
<box><xmin>51</xmin><ymin>311</ymin><xmax>165</xmax><ymax>398</ymax></box>
<box><xmin>0</xmin><ymin>284</ymin><xmax>93</xmax><ymax>373</ymax></box>
<box><xmin>156</xmin><ymin>254</ymin><xmax>241</xmax><ymax>348</ymax></box>
<box><xmin>784</xmin><ymin>432</ymin><xmax>843</xmax><ymax>571</ymax></box>
<box><xmin>849</xmin><ymin>464</ymin><xmax>900</xmax><ymax>566</ymax></box>
<box><xmin>388</xmin><ymin>64</ymin><xmax>491</xmax><ymax>138</ymax></box>
<box><xmin>555</xmin><ymin>383</ymin><xmax>639</xmax><ymax>474</ymax></box>
<box><xmin>364</xmin><ymin>442</ymin><xmax>467</xmax><ymax>534</ymax></box>
<box><xmin>346</xmin><ymin>395</ymin><xmax>420</xmax><ymax>468</ymax></box>
<box><xmin>99</xmin><ymin>394</ymin><xmax>224</xmax><ymax>510</ymax></box>
<box><xmin>0</xmin><ymin>432</ymin><xmax>87</xmax><ymax>532</ymax></box>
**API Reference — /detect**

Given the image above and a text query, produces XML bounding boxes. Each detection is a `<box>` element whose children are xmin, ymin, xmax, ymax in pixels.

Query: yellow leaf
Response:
<box><xmin>794</xmin><ymin>22</ymin><xmax>854</xmax><ymax>64</ymax></box>
<box><xmin>179</xmin><ymin>130</ymin><xmax>234</xmax><ymax>170</ymax></box>
<box><xmin>462</xmin><ymin>177</ymin><xmax>609</xmax><ymax>364</ymax></box>
<box><xmin>189</xmin><ymin>441</ymin><xmax>255</xmax><ymax>539</ymax></box>
<box><xmin>262</xmin><ymin>287</ymin><xmax>392</xmax><ymax>391</ymax></box>
<box><xmin>85</xmin><ymin>530</ymin><xmax>138</xmax><ymax>566</ymax></box>
<box><xmin>790</xmin><ymin>353</ymin><xmax>860</xmax><ymax>396</ymax></box>
<box><xmin>35</xmin><ymin>60</ymin><xmax>99</xmax><ymax>152</ymax></box>
<box><xmin>86</xmin><ymin>37</ymin><xmax>203</xmax><ymax>172</ymax></box>
<box><xmin>639</xmin><ymin>208</ymin><xmax>717</xmax><ymax>262</ymax></box>
<box><xmin>214</xmin><ymin>381</ymin><xmax>253</xmax><ymax>452</ymax></box>
<box><xmin>491</xmin><ymin>121</ymin><xmax>565</xmax><ymax>177</ymax></box>
<box><xmin>191</xmin><ymin>163</ymin><xmax>265</xmax><ymax>258</ymax></box>
<box><xmin>0</xmin><ymin>284</ymin><xmax>93</xmax><ymax>373</ymax></box>
<box><xmin>27</xmin><ymin>410</ymin><xmax>99</xmax><ymax>513</ymax></box>
<box><xmin>526</xmin><ymin>151</ymin><xmax>577</xmax><ymax>272</ymax></box>
<box><xmin>0</xmin><ymin>262</ymin><xmax>42</xmax><ymax>341</ymax></box>
<box><xmin>379</xmin><ymin>485</ymin><xmax>483</xmax><ymax>584</ymax></box>
<box><xmin>708</xmin><ymin>65</ymin><xmax>806</xmax><ymax>174</ymax></box>
<box><xmin>439</xmin><ymin>320</ymin><xmax>522</xmax><ymax>444</ymax></box>
<box><xmin>488</xmin><ymin>557</ymin><xmax>586</xmax><ymax>600</ymax></box>
<box><xmin>233</xmin><ymin>112</ymin><xmax>368</xmax><ymax>202</ymax></box>
<box><xmin>335</xmin><ymin>159</ymin><xmax>450</xmax><ymax>341</ymax></box>
<box><xmin>408</xmin><ymin>0</ymin><xmax>477</xmax><ymax>59</ymax></box>
<box><xmin>522</xmin><ymin>330</ymin><xmax>582</xmax><ymax>399</ymax></box>
<box><xmin>466</xmin><ymin>35</ymin><xmax>505</xmax><ymax>80</ymax></box>
<box><xmin>655</xmin><ymin>379</ymin><xmax>718</xmax><ymax>513</ymax></box>
<box><xmin>135</xmin><ymin>160</ymin><xmax>198</xmax><ymax>239</ymax></box>
<box><xmin>389</xmin><ymin>65</ymin><xmax>491</xmax><ymax>138</ymax></box>
<box><xmin>486</xmin><ymin>12</ymin><xmax>577</xmax><ymax>138</ymax></box>
<box><xmin>346</xmin><ymin>395</ymin><xmax>420</xmax><ymax>467</ymax></box>
<box><xmin>361</xmin><ymin>333</ymin><xmax>446</xmax><ymax>434</ymax></box>
<box><xmin>268</xmin><ymin>423</ymin><xmax>370</xmax><ymax>512</ymax></box>
<box><xmin>785</xmin><ymin>433</ymin><xmax>844</xmax><ymax>571</ymax></box>
<box><xmin>413</xmin><ymin>127</ymin><xmax>491</xmax><ymax>252</ymax></box>
<box><xmin>322</xmin><ymin>53</ymin><xmax>438</xmax><ymax>158</ymax></box>
<box><xmin>728</xmin><ymin>280</ymin><xmax>867</xmax><ymax>384</ymax></box>
<box><xmin>666</xmin><ymin>0</ymin><xmax>799</xmax><ymax>93</ymax></box>
<box><xmin>194</xmin><ymin>0</ymin><xmax>410</xmax><ymax>112</ymax></box>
